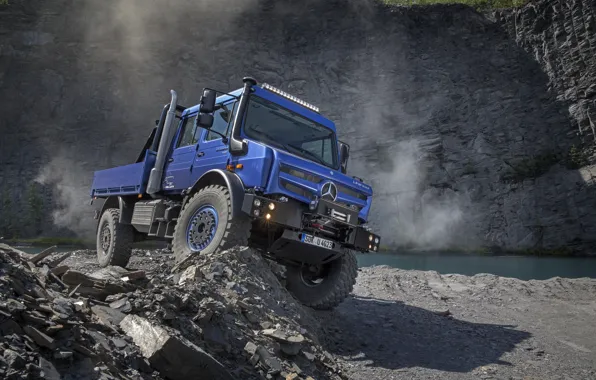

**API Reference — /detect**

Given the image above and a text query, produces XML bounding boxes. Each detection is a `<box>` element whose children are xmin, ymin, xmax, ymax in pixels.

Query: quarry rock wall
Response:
<box><xmin>1</xmin><ymin>0</ymin><xmax>595</xmax><ymax>252</ymax></box>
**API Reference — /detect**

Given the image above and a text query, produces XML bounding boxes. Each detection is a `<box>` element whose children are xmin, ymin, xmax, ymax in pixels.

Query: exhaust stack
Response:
<box><xmin>147</xmin><ymin>90</ymin><xmax>178</xmax><ymax>195</ymax></box>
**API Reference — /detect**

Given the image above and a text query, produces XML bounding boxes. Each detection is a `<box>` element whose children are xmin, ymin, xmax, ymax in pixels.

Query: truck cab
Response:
<box><xmin>90</xmin><ymin>77</ymin><xmax>381</xmax><ymax>310</ymax></box>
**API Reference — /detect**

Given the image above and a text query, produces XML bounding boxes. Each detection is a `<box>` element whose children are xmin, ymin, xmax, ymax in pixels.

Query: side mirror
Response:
<box><xmin>339</xmin><ymin>141</ymin><xmax>350</xmax><ymax>174</ymax></box>
<box><xmin>198</xmin><ymin>113</ymin><xmax>214</xmax><ymax>129</ymax></box>
<box><xmin>200</xmin><ymin>89</ymin><xmax>216</xmax><ymax>114</ymax></box>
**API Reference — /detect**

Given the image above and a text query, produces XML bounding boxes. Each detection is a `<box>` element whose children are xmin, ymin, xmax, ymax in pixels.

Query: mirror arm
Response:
<box><xmin>209</xmin><ymin>130</ymin><xmax>229</xmax><ymax>144</ymax></box>
<box><xmin>204</xmin><ymin>87</ymin><xmax>241</xmax><ymax>100</ymax></box>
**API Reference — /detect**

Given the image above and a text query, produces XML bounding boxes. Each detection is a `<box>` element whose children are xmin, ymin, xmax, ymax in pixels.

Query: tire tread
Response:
<box><xmin>287</xmin><ymin>249</ymin><xmax>358</xmax><ymax>311</ymax></box>
<box><xmin>97</xmin><ymin>208</ymin><xmax>134</xmax><ymax>267</ymax></box>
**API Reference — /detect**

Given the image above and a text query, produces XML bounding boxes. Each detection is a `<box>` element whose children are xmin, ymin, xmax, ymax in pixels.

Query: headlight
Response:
<box><xmin>268</xmin><ymin>203</ymin><xmax>275</xmax><ymax>211</ymax></box>
<box><xmin>375</xmin><ymin>237</ymin><xmax>379</xmax><ymax>244</ymax></box>
<box><xmin>254</xmin><ymin>199</ymin><xmax>261</xmax><ymax>207</ymax></box>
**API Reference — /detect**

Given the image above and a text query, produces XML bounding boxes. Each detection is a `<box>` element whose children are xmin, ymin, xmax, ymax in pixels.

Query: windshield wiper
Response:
<box><xmin>285</xmin><ymin>143</ymin><xmax>328</xmax><ymax>167</ymax></box>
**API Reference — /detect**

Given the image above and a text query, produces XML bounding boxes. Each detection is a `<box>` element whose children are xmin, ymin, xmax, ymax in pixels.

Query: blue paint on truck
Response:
<box><xmin>89</xmin><ymin>77</ymin><xmax>381</xmax><ymax>310</ymax></box>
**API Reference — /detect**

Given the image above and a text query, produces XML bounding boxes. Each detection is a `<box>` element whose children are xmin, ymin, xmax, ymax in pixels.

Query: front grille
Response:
<box><xmin>336</xmin><ymin>184</ymin><xmax>368</xmax><ymax>201</ymax></box>
<box><xmin>279</xmin><ymin>163</ymin><xmax>368</xmax><ymax>209</ymax></box>
<box><xmin>280</xmin><ymin>164</ymin><xmax>323</xmax><ymax>184</ymax></box>
<box><xmin>281</xmin><ymin>180</ymin><xmax>311</xmax><ymax>199</ymax></box>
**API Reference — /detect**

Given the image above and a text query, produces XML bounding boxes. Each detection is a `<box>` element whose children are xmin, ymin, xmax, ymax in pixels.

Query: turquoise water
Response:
<box><xmin>16</xmin><ymin>246</ymin><xmax>596</xmax><ymax>281</ymax></box>
<box><xmin>357</xmin><ymin>253</ymin><xmax>596</xmax><ymax>281</ymax></box>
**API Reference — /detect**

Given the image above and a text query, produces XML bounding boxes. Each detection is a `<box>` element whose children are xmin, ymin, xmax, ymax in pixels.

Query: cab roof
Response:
<box><xmin>182</xmin><ymin>85</ymin><xmax>337</xmax><ymax>133</ymax></box>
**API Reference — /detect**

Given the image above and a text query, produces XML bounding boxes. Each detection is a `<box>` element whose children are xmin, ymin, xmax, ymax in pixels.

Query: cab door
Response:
<box><xmin>163</xmin><ymin>114</ymin><xmax>200</xmax><ymax>191</ymax></box>
<box><xmin>190</xmin><ymin>101</ymin><xmax>237</xmax><ymax>183</ymax></box>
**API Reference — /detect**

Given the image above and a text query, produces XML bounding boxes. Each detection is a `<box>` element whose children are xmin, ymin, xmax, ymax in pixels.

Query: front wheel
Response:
<box><xmin>172</xmin><ymin>185</ymin><xmax>250</xmax><ymax>264</ymax></box>
<box><xmin>285</xmin><ymin>249</ymin><xmax>358</xmax><ymax>310</ymax></box>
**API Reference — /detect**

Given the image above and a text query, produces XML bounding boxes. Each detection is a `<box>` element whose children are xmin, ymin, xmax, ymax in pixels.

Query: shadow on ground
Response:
<box><xmin>316</xmin><ymin>295</ymin><xmax>531</xmax><ymax>373</ymax></box>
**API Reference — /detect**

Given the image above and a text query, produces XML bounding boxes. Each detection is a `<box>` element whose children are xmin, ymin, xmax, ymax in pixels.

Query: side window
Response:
<box><xmin>206</xmin><ymin>101</ymin><xmax>238</xmax><ymax>141</ymax></box>
<box><xmin>177</xmin><ymin>115</ymin><xmax>199</xmax><ymax>147</ymax></box>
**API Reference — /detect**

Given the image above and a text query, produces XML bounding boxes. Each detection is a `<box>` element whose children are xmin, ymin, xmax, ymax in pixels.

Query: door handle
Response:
<box><xmin>216</xmin><ymin>147</ymin><xmax>227</xmax><ymax>152</ymax></box>
<box><xmin>197</xmin><ymin>152</ymin><xmax>205</xmax><ymax>157</ymax></box>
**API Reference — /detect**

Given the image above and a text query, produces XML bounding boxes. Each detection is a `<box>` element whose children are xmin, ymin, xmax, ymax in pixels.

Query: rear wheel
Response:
<box><xmin>172</xmin><ymin>185</ymin><xmax>250</xmax><ymax>264</ymax></box>
<box><xmin>285</xmin><ymin>249</ymin><xmax>358</xmax><ymax>310</ymax></box>
<box><xmin>96</xmin><ymin>208</ymin><xmax>134</xmax><ymax>267</ymax></box>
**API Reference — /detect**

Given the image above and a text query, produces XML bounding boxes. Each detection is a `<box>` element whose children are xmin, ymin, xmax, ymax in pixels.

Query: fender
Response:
<box><xmin>186</xmin><ymin>169</ymin><xmax>245</xmax><ymax>218</ymax></box>
<box><xmin>93</xmin><ymin>195</ymin><xmax>135</xmax><ymax>226</ymax></box>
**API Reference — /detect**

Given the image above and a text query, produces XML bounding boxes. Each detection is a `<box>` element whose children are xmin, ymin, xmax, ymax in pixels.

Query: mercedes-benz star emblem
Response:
<box><xmin>321</xmin><ymin>182</ymin><xmax>338</xmax><ymax>201</ymax></box>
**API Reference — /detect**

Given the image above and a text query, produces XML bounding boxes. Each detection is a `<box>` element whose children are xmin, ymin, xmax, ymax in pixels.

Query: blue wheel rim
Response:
<box><xmin>186</xmin><ymin>205</ymin><xmax>219</xmax><ymax>252</ymax></box>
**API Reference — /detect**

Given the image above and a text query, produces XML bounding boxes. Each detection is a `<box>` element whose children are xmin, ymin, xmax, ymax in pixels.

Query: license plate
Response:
<box><xmin>301</xmin><ymin>233</ymin><xmax>334</xmax><ymax>250</ymax></box>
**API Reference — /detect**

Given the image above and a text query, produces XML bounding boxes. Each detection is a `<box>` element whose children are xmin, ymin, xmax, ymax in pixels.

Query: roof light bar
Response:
<box><xmin>261</xmin><ymin>83</ymin><xmax>320</xmax><ymax>113</ymax></box>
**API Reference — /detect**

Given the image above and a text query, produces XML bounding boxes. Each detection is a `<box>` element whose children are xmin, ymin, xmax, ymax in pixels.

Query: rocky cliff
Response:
<box><xmin>1</xmin><ymin>0</ymin><xmax>595</xmax><ymax>252</ymax></box>
<box><xmin>496</xmin><ymin>0</ymin><xmax>596</xmax><ymax>147</ymax></box>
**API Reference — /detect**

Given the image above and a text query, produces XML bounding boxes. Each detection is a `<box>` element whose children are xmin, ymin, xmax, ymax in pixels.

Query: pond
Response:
<box><xmin>358</xmin><ymin>253</ymin><xmax>596</xmax><ymax>281</ymax></box>
<box><xmin>14</xmin><ymin>246</ymin><xmax>596</xmax><ymax>281</ymax></box>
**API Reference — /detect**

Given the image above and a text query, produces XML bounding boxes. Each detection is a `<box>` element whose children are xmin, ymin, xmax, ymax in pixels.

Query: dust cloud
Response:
<box><xmin>345</xmin><ymin>43</ymin><xmax>469</xmax><ymax>250</ymax></box>
<box><xmin>35</xmin><ymin>0</ymin><xmax>257</xmax><ymax>239</ymax></box>
<box><xmin>351</xmin><ymin>135</ymin><xmax>468</xmax><ymax>251</ymax></box>
<box><xmin>370</xmin><ymin>142</ymin><xmax>466</xmax><ymax>250</ymax></box>
<box><xmin>34</xmin><ymin>152</ymin><xmax>95</xmax><ymax>239</ymax></box>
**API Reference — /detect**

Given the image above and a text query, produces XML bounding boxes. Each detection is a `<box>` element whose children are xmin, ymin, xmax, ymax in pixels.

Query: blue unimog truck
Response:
<box><xmin>89</xmin><ymin>77</ymin><xmax>381</xmax><ymax>310</ymax></box>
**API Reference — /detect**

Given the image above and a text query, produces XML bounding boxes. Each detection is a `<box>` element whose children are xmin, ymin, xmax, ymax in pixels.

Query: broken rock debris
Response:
<box><xmin>0</xmin><ymin>243</ymin><xmax>347</xmax><ymax>379</ymax></box>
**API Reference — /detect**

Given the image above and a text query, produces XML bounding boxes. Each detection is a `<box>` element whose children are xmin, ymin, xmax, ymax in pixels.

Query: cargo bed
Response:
<box><xmin>90</xmin><ymin>151</ymin><xmax>156</xmax><ymax>197</ymax></box>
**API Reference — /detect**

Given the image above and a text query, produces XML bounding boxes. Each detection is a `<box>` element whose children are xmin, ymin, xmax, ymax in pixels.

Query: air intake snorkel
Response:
<box><xmin>147</xmin><ymin>90</ymin><xmax>178</xmax><ymax>195</ymax></box>
<box><xmin>229</xmin><ymin>77</ymin><xmax>257</xmax><ymax>156</ymax></box>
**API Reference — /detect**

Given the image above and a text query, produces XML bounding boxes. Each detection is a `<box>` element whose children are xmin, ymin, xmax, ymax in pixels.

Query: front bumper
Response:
<box><xmin>241</xmin><ymin>193</ymin><xmax>381</xmax><ymax>253</ymax></box>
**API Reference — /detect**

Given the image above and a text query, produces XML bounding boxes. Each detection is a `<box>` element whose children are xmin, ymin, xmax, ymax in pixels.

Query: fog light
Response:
<box><xmin>266</xmin><ymin>213</ymin><xmax>271</xmax><ymax>220</ymax></box>
<box><xmin>375</xmin><ymin>237</ymin><xmax>379</xmax><ymax>244</ymax></box>
<box><xmin>368</xmin><ymin>244</ymin><xmax>372</xmax><ymax>249</ymax></box>
<box><xmin>268</xmin><ymin>203</ymin><xmax>275</xmax><ymax>211</ymax></box>
<box><xmin>369</xmin><ymin>235</ymin><xmax>373</xmax><ymax>242</ymax></box>
<box><xmin>254</xmin><ymin>199</ymin><xmax>261</xmax><ymax>207</ymax></box>
<box><xmin>253</xmin><ymin>210</ymin><xmax>260</xmax><ymax>217</ymax></box>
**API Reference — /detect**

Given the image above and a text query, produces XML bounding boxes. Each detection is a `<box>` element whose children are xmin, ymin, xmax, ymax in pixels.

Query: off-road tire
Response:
<box><xmin>96</xmin><ymin>208</ymin><xmax>134</xmax><ymax>268</ymax></box>
<box><xmin>285</xmin><ymin>249</ymin><xmax>358</xmax><ymax>310</ymax></box>
<box><xmin>172</xmin><ymin>185</ymin><xmax>250</xmax><ymax>264</ymax></box>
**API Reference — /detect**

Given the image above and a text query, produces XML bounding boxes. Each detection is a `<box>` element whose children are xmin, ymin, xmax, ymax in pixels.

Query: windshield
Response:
<box><xmin>243</xmin><ymin>96</ymin><xmax>338</xmax><ymax>169</ymax></box>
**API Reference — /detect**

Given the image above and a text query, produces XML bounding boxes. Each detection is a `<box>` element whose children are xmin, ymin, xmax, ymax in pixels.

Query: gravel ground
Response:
<box><xmin>317</xmin><ymin>266</ymin><xmax>596</xmax><ymax>380</ymax></box>
<box><xmin>62</xmin><ymin>250</ymin><xmax>596</xmax><ymax>380</ymax></box>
